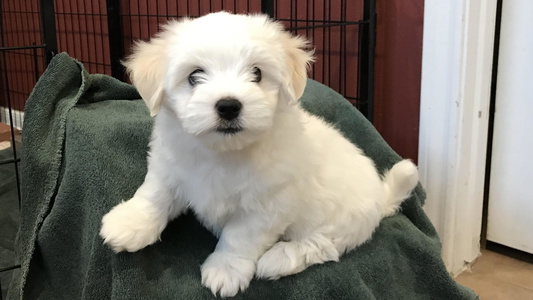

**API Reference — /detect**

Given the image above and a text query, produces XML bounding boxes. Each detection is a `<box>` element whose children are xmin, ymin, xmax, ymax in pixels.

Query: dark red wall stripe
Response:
<box><xmin>374</xmin><ymin>1</ymin><xmax>424</xmax><ymax>162</ymax></box>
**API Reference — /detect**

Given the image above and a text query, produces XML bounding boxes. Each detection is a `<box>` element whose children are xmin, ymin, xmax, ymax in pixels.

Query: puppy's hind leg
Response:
<box><xmin>255</xmin><ymin>233</ymin><xmax>339</xmax><ymax>280</ymax></box>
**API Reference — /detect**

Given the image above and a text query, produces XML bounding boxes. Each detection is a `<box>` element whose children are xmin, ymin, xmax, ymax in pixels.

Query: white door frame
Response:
<box><xmin>419</xmin><ymin>0</ymin><xmax>497</xmax><ymax>275</ymax></box>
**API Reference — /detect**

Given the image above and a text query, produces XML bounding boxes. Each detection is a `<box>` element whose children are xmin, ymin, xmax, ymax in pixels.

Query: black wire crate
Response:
<box><xmin>110</xmin><ymin>0</ymin><xmax>375</xmax><ymax>116</ymax></box>
<box><xmin>0</xmin><ymin>45</ymin><xmax>44</xmax><ymax>300</ymax></box>
<box><xmin>0</xmin><ymin>0</ymin><xmax>48</xmax><ymax>297</ymax></box>
<box><xmin>271</xmin><ymin>0</ymin><xmax>375</xmax><ymax>115</ymax></box>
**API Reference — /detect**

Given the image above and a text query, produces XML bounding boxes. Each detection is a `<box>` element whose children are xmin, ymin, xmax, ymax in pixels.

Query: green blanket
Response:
<box><xmin>8</xmin><ymin>53</ymin><xmax>477</xmax><ymax>299</ymax></box>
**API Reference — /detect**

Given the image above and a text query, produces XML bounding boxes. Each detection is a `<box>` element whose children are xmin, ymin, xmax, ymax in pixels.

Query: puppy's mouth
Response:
<box><xmin>216</xmin><ymin>126</ymin><xmax>243</xmax><ymax>135</ymax></box>
<box><xmin>215</xmin><ymin>118</ymin><xmax>243</xmax><ymax>135</ymax></box>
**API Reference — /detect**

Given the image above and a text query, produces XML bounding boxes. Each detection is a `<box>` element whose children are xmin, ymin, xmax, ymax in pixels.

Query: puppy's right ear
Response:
<box><xmin>279</xmin><ymin>33</ymin><xmax>314</xmax><ymax>105</ymax></box>
<box><xmin>123</xmin><ymin>36</ymin><xmax>168</xmax><ymax>117</ymax></box>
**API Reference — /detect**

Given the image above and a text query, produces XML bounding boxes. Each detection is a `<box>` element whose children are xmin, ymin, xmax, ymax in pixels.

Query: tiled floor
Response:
<box><xmin>0</xmin><ymin>141</ymin><xmax>11</xmax><ymax>150</ymax></box>
<box><xmin>0</xmin><ymin>123</ymin><xmax>21</xmax><ymax>150</ymax></box>
<box><xmin>456</xmin><ymin>250</ymin><xmax>533</xmax><ymax>299</ymax></box>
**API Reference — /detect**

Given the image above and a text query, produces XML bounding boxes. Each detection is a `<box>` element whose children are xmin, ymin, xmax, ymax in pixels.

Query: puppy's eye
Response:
<box><xmin>252</xmin><ymin>67</ymin><xmax>262</xmax><ymax>83</ymax></box>
<box><xmin>188</xmin><ymin>68</ymin><xmax>204</xmax><ymax>86</ymax></box>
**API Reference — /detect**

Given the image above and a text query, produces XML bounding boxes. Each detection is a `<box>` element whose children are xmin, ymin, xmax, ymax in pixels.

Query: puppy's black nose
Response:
<box><xmin>215</xmin><ymin>99</ymin><xmax>242</xmax><ymax>120</ymax></box>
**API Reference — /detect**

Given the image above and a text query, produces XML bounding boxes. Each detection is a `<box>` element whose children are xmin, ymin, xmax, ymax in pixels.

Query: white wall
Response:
<box><xmin>487</xmin><ymin>0</ymin><xmax>533</xmax><ymax>254</ymax></box>
<box><xmin>419</xmin><ymin>0</ymin><xmax>497</xmax><ymax>275</ymax></box>
<box><xmin>1</xmin><ymin>107</ymin><xmax>24</xmax><ymax>129</ymax></box>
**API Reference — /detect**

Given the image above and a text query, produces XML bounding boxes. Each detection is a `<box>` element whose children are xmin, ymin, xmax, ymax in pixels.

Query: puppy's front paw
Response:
<box><xmin>201</xmin><ymin>252</ymin><xmax>255</xmax><ymax>297</ymax></box>
<box><xmin>100</xmin><ymin>199</ymin><xmax>165</xmax><ymax>253</ymax></box>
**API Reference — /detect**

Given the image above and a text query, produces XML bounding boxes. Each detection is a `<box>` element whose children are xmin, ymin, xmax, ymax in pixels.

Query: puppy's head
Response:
<box><xmin>124</xmin><ymin>12</ymin><xmax>313</xmax><ymax>151</ymax></box>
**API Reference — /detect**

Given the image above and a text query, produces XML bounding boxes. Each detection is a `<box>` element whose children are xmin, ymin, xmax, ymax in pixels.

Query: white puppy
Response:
<box><xmin>100</xmin><ymin>12</ymin><xmax>419</xmax><ymax>297</ymax></box>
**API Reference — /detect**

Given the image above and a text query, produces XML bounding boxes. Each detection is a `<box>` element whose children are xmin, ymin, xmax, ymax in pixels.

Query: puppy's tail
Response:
<box><xmin>381</xmin><ymin>159</ymin><xmax>419</xmax><ymax>217</ymax></box>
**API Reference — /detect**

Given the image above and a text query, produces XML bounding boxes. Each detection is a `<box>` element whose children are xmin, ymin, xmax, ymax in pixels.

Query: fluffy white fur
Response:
<box><xmin>100</xmin><ymin>12</ymin><xmax>419</xmax><ymax>298</ymax></box>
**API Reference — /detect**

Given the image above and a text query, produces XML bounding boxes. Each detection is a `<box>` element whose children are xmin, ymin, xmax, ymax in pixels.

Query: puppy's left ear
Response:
<box><xmin>279</xmin><ymin>33</ymin><xmax>314</xmax><ymax>104</ymax></box>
